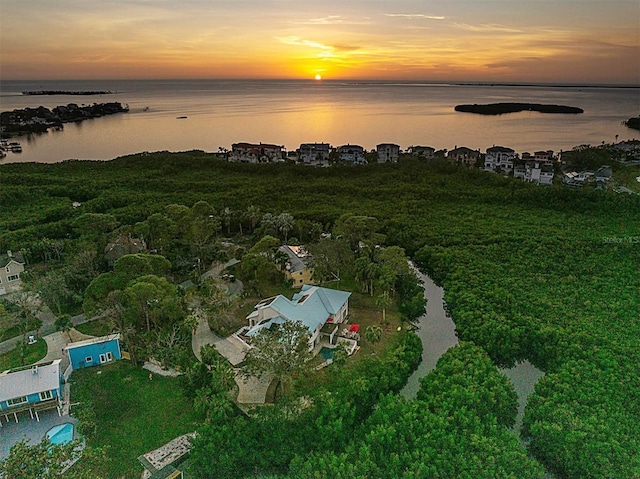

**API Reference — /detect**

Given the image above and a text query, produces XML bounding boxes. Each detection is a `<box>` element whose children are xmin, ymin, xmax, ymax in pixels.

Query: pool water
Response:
<box><xmin>46</xmin><ymin>423</ymin><xmax>74</xmax><ymax>445</ymax></box>
<box><xmin>319</xmin><ymin>347</ymin><xmax>335</xmax><ymax>361</ymax></box>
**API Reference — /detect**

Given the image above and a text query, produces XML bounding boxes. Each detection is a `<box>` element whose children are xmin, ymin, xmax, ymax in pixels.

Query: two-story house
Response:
<box><xmin>484</xmin><ymin>146</ymin><xmax>517</xmax><ymax>174</ymax></box>
<box><xmin>408</xmin><ymin>145</ymin><xmax>436</xmax><ymax>159</ymax></box>
<box><xmin>230</xmin><ymin>142</ymin><xmax>285</xmax><ymax>163</ymax></box>
<box><xmin>448</xmin><ymin>146</ymin><xmax>480</xmax><ymax>166</ymax></box>
<box><xmin>0</xmin><ymin>359</ymin><xmax>63</xmax><ymax>424</ymax></box>
<box><xmin>337</xmin><ymin>144</ymin><xmax>366</xmax><ymax>164</ymax></box>
<box><xmin>244</xmin><ymin>285</ymin><xmax>351</xmax><ymax>351</ymax></box>
<box><xmin>0</xmin><ymin>251</ymin><xmax>25</xmax><ymax>296</ymax></box>
<box><xmin>279</xmin><ymin>245</ymin><xmax>314</xmax><ymax>287</ymax></box>
<box><xmin>298</xmin><ymin>143</ymin><xmax>331</xmax><ymax>164</ymax></box>
<box><xmin>376</xmin><ymin>143</ymin><xmax>401</xmax><ymax>163</ymax></box>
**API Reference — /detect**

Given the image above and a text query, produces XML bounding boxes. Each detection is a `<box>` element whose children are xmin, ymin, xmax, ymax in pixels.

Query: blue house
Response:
<box><xmin>64</xmin><ymin>334</ymin><xmax>122</xmax><ymax>370</ymax></box>
<box><xmin>0</xmin><ymin>359</ymin><xmax>63</xmax><ymax>424</ymax></box>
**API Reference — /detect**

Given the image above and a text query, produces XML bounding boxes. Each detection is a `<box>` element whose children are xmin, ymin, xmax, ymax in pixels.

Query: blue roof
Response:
<box><xmin>247</xmin><ymin>285</ymin><xmax>350</xmax><ymax>337</ymax></box>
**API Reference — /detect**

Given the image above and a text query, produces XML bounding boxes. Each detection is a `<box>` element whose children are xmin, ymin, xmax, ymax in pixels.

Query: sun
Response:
<box><xmin>314</xmin><ymin>74</ymin><xmax>322</xmax><ymax>81</ymax></box>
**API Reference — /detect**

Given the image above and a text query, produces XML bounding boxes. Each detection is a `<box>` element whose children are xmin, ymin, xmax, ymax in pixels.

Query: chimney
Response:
<box><xmin>7</xmin><ymin>250</ymin><xmax>13</xmax><ymax>258</ymax></box>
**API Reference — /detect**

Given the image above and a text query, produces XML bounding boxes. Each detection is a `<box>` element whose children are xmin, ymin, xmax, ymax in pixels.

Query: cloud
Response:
<box><xmin>453</xmin><ymin>23</ymin><xmax>524</xmax><ymax>34</ymax></box>
<box><xmin>385</xmin><ymin>13</ymin><xmax>445</xmax><ymax>20</ymax></box>
<box><xmin>297</xmin><ymin>15</ymin><xmax>371</xmax><ymax>26</ymax></box>
<box><xmin>277</xmin><ymin>36</ymin><xmax>361</xmax><ymax>53</ymax></box>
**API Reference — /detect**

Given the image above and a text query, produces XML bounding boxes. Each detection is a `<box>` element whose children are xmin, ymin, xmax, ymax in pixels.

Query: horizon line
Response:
<box><xmin>1</xmin><ymin>78</ymin><xmax>639</xmax><ymax>88</ymax></box>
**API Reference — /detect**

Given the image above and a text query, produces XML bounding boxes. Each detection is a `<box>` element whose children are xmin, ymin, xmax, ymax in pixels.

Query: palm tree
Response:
<box><xmin>376</xmin><ymin>291</ymin><xmax>392</xmax><ymax>324</ymax></box>
<box><xmin>277</xmin><ymin>213</ymin><xmax>294</xmax><ymax>243</ymax></box>
<box><xmin>246</xmin><ymin>205</ymin><xmax>261</xmax><ymax>233</ymax></box>
<box><xmin>222</xmin><ymin>207</ymin><xmax>233</xmax><ymax>235</ymax></box>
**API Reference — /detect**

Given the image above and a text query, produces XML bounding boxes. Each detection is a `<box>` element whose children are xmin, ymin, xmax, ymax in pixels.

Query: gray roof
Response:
<box><xmin>0</xmin><ymin>251</ymin><xmax>25</xmax><ymax>268</ymax></box>
<box><xmin>0</xmin><ymin>360</ymin><xmax>61</xmax><ymax>402</ymax></box>
<box><xmin>279</xmin><ymin>245</ymin><xmax>308</xmax><ymax>273</ymax></box>
<box><xmin>64</xmin><ymin>333</ymin><xmax>120</xmax><ymax>351</ymax></box>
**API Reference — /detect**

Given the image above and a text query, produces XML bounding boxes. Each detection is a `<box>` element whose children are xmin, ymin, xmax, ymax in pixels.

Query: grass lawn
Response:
<box><xmin>74</xmin><ymin>318</ymin><xmax>113</xmax><ymax>337</ymax></box>
<box><xmin>0</xmin><ymin>338</ymin><xmax>47</xmax><ymax>371</ymax></box>
<box><xmin>69</xmin><ymin>361</ymin><xmax>204</xmax><ymax>478</ymax></box>
<box><xmin>613</xmin><ymin>163</ymin><xmax>640</xmax><ymax>193</ymax></box>
<box><xmin>0</xmin><ymin>318</ymin><xmax>42</xmax><ymax>342</ymax></box>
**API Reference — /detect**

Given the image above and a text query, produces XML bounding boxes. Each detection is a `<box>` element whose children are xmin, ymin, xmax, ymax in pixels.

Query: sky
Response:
<box><xmin>1</xmin><ymin>0</ymin><xmax>638</xmax><ymax>84</ymax></box>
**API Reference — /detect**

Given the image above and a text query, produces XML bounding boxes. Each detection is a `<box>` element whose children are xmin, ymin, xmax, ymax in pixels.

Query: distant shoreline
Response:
<box><xmin>22</xmin><ymin>90</ymin><xmax>113</xmax><ymax>96</ymax></box>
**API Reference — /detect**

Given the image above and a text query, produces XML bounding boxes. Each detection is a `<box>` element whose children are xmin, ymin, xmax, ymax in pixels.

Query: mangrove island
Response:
<box><xmin>454</xmin><ymin>102</ymin><xmax>584</xmax><ymax>115</ymax></box>
<box><xmin>0</xmin><ymin>102</ymin><xmax>129</xmax><ymax>136</ymax></box>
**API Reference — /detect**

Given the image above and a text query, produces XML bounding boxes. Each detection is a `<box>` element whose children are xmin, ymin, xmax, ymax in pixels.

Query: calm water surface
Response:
<box><xmin>1</xmin><ymin>80</ymin><xmax>638</xmax><ymax>163</ymax></box>
<box><xmin>401</xmin><ymin>266</ymin><xmax>544</xmax><ymax>436</ymax></box>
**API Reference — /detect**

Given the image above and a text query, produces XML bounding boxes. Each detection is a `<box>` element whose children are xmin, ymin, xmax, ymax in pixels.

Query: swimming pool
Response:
<box><xmin>46</xmin><ymin>423</ymin><xmax>74</xmax><ymax>445</ymax></box>
<box><xmin>319</xmin><ymin>347</ymin><xmax>335</xmax><ymax>361</ymax></box>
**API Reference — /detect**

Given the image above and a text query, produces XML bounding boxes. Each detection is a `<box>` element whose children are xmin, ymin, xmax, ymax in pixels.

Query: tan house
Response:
<box><xmin>0</xmin><ymin>251</ymin><xmax>25</xmax><ymax>296</ymax></box>
<box><xmin>279</xmin><ymin>245</ymin><xmax>314</xmax><ymax>287</ymax></box>
<box><xmin>376</xmin><ymin>143</ymin><xmax>401</xmax><ymax>163</ymax></box>
<box><xmin>448</xmin><ymin>146</ymin><xmax>480</xmax><ymax>165</ymax></box>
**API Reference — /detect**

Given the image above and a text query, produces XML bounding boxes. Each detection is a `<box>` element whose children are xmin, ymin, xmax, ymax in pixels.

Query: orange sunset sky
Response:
<box><xmin>1</xmin><ymin>0</ymin><xmax>638</xmax><ymax>84</ymax></box>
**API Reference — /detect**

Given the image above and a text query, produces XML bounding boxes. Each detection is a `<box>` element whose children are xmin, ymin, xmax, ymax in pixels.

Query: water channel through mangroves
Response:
<box><xmin>401</xmin><ymin>264</ymin><xmax>544</xmax><ymax>435</ymax></box>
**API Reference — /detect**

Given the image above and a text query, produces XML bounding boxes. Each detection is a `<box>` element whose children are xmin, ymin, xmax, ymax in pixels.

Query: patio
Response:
<box><xmin>0</xmin><ymin>408</ymin><xmax>78</xmax><ymax>460</ymax></box>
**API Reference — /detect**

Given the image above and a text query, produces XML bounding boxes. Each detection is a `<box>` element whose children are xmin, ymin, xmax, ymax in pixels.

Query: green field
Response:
<box><xmin>68</xmin><ymin>361</ymin><xmax>203</xmax><ymax>478</ymax></box>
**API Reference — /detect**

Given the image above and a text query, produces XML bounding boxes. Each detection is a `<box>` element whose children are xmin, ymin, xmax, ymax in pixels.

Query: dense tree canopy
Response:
<box><xmin>2</xmin><ymin>152</ymin><xmax>639</xmax><ymax>477</ymax></box>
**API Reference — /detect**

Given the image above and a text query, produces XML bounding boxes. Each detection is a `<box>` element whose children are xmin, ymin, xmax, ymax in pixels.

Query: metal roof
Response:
<box><xmin>0</xmin><ymin>359</ymin><xmax>61</xmax><ymax>403</ymax></box>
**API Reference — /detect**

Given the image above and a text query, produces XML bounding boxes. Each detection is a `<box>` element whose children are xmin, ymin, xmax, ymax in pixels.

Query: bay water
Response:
<box><xmin>1</xmin><ymin>79</ymin><xmax>638</xmax><ymax>164</ymax></box>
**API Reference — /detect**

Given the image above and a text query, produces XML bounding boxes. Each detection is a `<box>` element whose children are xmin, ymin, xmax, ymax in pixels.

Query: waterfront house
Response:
<box><xmin>0</xmin><ymin>250</ymin><xmax>25</xmax><ymax>296</ymax></box>
<box><xmin>337</xmin><ymin>144</ymin><xmax>366</xmax><ymax>164</ymax></box>
<box><xmin>408</xmin><ymin>145</ymin><xmax>436</xmax><ymax>159</ymax></box>
<box><xmin>279</xmin><ymin>245</ymin><xmax>314</xmax><ymax>287</ymax></box>
<box><xmin>104</xmin><ymin>235</ymin><xmax>147</xmax><ymax>267</ymax></box>
<box><xmin>63</xmin><ymin>334</ymin><xmax>122</xmax><ymax>371</ymax></box>
<box><xmin>484</xmin><ymin>146</ymin><xmax>517</xmax><ymax>174</ymax></box>
<box><xmin>514</xmin><ymin>160</ymin><xmax>555</xmax><ymax>185</ymax></box>
<box><xmin>448</xmin><ymin>146</ymin><xmax>480</xmax><ymax>165</ymax></box>
<box><xmin>230</xmin><ymin>142</ymin><xmax>285</xmax><ymax>163</ymax></box>
<box><xmin>0</xmin><ymin>359</ymin><xmax>63</xmax><ymax>424</ymax></box>
<box><xmin>376</xmin><ymin>143</ymin><xmax>401</xmax><ymax>163</ymax></box>
<box><xmin>244</xmin><ymin>285</ymin><xmax>351</xmax><ymax>351</ymax></box>
<box><xmin>298</xmin><ymin>143</ymin><xmax>331</xmax><ymax>164</ymax></box>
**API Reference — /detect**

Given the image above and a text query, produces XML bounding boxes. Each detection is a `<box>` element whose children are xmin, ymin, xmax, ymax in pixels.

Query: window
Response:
<box><xmin>7</xmin><ymin>274</ymin><xmax>19</xmax><ymax>282</ymax></box>
<box><xmin>8</xmin><ymin>396</ymin><xmax>28</xmax><ymax>406</ymax></box>
<box><xmin>40</xmin><ymin>390</ymin><xmax>53</xmax><ymax>401</ymax></box>
<box><xmin>85</xmin><ymin>356</ymin><xmax>93</xmax><ymax>363</ymax></box>
<box><xmin>100</xmin><ymin>352</ymin><xmax>113</xmax><ymax>363</ymax></box>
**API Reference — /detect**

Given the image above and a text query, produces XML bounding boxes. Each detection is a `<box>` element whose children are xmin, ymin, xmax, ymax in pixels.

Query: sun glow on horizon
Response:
<box><xmin>315</xmin><ymin>74</ymin><xmax>322</xmax><ymax>80</ymax></box>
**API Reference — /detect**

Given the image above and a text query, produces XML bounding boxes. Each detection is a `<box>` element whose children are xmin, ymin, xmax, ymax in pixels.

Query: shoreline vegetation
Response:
<box><xmin>454</xmin><ymin>102</ymin><xmax>584</xmax><ymax>115</ymax></box>
<box><xmin>0</xmin><ymin>102</ymin><xmax>128</xmax><ymax>136</ymax></box>
<box><xmin>624</xmin><ymin>116</ymin><xmax>640</xmax><ymax>130</ymax></box>
<box><xmin>21</xmin><ymin>90</ymin><xmax>113</xmax><ymax>96</ymax></box>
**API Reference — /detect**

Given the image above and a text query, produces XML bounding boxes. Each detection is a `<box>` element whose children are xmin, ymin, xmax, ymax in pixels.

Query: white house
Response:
<box><xmin>298</xmin><ymin>143</ymin><xmax>331</xmax><ymax>164</ymax></box>
<box><xmin>376</xmin><ymin>143</ymin><xmax>400</xmax><ymax>163</ymax></box>
<box><xmin>0</xmin><ymin>251</ymin><xmax>25</xmax><ymax>296</ymax></box>
<box><xmin>244</xmin><ymin>285</ymin><xmax>351</xmax><ymax>351</ymax></box>
<box><xmin>484</xmin><ymin>146</ymin><xmax>517</xmax><ymax>173</ymax></box>
<box><xmin>337</xmin><ymin>144</ymin><xmax>366</xmax><ymax>164</ymax></box>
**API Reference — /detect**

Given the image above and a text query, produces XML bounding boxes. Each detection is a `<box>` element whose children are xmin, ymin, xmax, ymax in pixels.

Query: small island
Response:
<box><xmin>454</xmin><ymin>102</ymin><xmax>584</xmax><ymax>115</ymax></box>
<box><xmin>22</xmin><ymin>90</ymin><xmax>113</xmax><ymax>96</ymax></box>
<box><xmin>623</xmin><ymin>116</ymin><xmax>640</xmax><ymax>130</ymax></box>
<box><xmin>0</xmin><ymin>102</ymin><xmax>129</xmax><ymax>136</ymax></box>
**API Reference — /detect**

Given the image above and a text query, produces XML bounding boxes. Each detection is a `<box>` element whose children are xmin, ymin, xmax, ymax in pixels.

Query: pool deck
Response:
<box><xmin>0</xmin><ymin>408</ymin><xmax>78</xmax><ymax>460</ymax></box>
